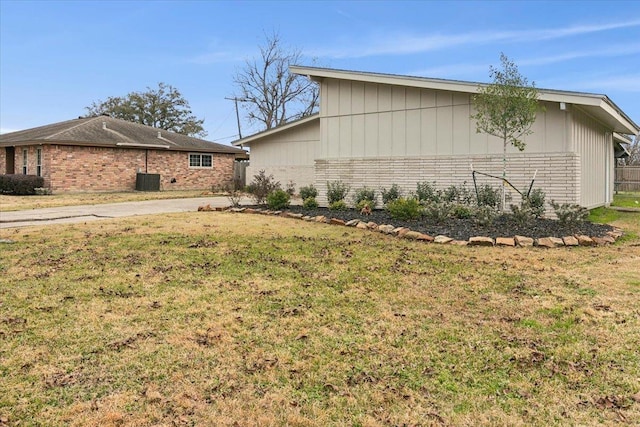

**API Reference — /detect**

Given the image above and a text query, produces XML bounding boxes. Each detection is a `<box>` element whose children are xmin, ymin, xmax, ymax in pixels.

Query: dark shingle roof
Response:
<box><xmin>0</xmin><ymin>116</ymin><xmax>247</xmax><ymax>156</ymax></box>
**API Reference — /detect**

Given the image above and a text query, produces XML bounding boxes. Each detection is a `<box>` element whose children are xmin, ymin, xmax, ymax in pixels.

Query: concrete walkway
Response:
<box><xmin>0</xmin><ymin>196</ymin><xmax>248</xmax><ymax>229</ymax></box>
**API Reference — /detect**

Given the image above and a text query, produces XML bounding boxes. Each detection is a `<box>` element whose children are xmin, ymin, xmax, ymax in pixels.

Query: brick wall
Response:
<box><xmin>37</xmin><ymin>144</ymin><xmax>236</xmax><ymax>193</ymax></box>
<box><xmin>1</xmin><ymin>146</ymin><xmax>50</xmax><ymax>185</ymax></box>
<box><xmin>0</xmin><ymin>148</ymin><xmax>5</xmax><ymax>174</ymax></box>
<box><xmin>314</xmin><ymin>152</ymin><xmax>581</xmax><ymax>211</ymax></box>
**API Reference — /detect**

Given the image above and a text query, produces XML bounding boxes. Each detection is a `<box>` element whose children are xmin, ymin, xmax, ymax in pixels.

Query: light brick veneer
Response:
<box><xmin>314</xmin><ymin>152</ymin><xmax>580</xmax><ymax>209</ymax></box>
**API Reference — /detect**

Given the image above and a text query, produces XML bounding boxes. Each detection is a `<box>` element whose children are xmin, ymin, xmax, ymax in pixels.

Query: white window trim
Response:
<box><xmin>189</xmin><ymin>153</ymin><xmax>213</xmax><ymax>169</ymax></box>
<box><xmin>36</xmin><ymin>148</ymin><xmax>42</xmax><ymax>177</ymax></box>
<box><xmin>22</xmin><ymin>149</ymin><xmax>28</xmax><ymax>174</ymax></box>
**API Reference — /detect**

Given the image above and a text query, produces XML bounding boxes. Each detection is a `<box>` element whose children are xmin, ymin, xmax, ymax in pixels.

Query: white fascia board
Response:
<box><xmin>598</xmin><ymin>99</ymin><xmax>639</xmax><ymax>135</ymax></box>
<box><xmin>291</xmin><ymin>65</ymin><xmax>480</xmax><ymax>94</ymax></box>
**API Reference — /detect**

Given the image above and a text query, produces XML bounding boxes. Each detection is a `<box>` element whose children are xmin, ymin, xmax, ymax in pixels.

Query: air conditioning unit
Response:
<box><xmin>135</xmin><ymin>173</ymin><xmax>161</xmax><ymax>191</ymax></box>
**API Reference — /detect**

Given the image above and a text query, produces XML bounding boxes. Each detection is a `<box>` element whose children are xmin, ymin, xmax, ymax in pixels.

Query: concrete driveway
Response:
<box><xmin>0</xmin><ymin>196</ymin><xmax>248</xmax><ymax>229</ymax></box>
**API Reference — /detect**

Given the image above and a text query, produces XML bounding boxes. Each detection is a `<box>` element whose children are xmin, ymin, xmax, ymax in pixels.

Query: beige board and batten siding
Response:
<box><xmin>572</xmin><ymin>107</ymin><xmax>614</xmax><ymax>208</ymax></box>
<box><xmin>316</xmin><ymin>78</ymin><xmax>578</xmax><ymax>207</ymax></box>
<box><xmin>244</xmin><ymin>117</ymin><xmax>320</xmax><ymax>189</ymax></box>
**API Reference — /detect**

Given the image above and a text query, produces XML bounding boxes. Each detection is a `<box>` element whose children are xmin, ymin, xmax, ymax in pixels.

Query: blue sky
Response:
<box><xmin>1</xmin><ymin>0</ymin><xmax>639</xmax><ymax>143</ymax></box>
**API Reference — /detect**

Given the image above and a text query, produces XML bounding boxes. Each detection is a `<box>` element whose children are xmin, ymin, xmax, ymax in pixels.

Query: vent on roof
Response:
<box><xmin>102</xmin><ymin>122</ymin><xmax>107</xmax><ymax>130</ymax></box>
<box><xmin>157</xmin><ymin>131</ymin><xmax>162</xmax><ymax>138</ymax></box>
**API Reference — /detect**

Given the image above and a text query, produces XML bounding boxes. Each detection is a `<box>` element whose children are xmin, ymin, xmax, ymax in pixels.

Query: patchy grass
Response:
<box><xmin>0</xmin><ymin>212</ymin><xmax>639</xmax><ymax>426</ymax></box>
<box><xmin>0</xmin><ymin>190</ymin><xmax>216</xmax><ymax>212</ymax></box>
<box><xmin>613</xmin><ymin>192</ymin><xmax>640</xmax><ymax>209</ymax></box>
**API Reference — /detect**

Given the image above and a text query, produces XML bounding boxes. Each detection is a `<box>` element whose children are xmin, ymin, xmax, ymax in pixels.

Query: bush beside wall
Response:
<box><xmin>0</xmin><ymin>174</ymin><xmax>45</xmax><ymax>195</ymax></box>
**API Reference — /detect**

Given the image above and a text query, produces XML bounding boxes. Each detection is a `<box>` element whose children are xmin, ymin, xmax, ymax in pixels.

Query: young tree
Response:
<box><xmin>232</xmin><ymin>31</ymin><xmax>318</xmax><ymax>131</ymax></box>
<box><xmin>472</xmin><ymin>53</ymin><xmax>542</xmax><ymax>208</ymax></box>
<box><xmin>86</xmin><ymin>83</ymin><xmax>207</xmax><ymax>137</ymax></box>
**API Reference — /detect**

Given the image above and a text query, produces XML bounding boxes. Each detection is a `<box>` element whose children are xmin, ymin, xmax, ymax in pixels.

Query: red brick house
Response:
<box><xmin>0</xmin><ymin>116</ymin><xmax>247</xmax><ymax>193</ymax></box>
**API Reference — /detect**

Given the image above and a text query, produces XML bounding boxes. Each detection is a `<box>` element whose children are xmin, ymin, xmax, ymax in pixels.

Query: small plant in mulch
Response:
<box><xmin>385</xmin><ymin>197</ymin><xmax>424</xmax><ymax>220</ymax></box>
<box><xmin>302</xmin><ymin>197</ymin><xmax>319</xmax><ymax>209</ymax></box>
<box><xmin>329</xmin><ymin>200</ymin><xmax>348</xmax><ymax>211</ymax></box>
<box><xmin>299</xmin><ymin>185</ymin><xmax>318</xmax><ymax>200</ymax></box>
<box><xmin>267</xmin><ymin>189</ymin><xmax>290</xmax><ymax>210</ymax></box>
<box><xmin>285</xmin><ymin>180</ymin><xmax>296</xmax><ymax>197</ymax></box>
<box><xmin>352</xmin><ymin>187</ymin><xmax>377</xmax><ymax>208</ymax></box>
<box><xmin>327</xmin><ymin>180</ymin><xmax>350</xmax><ymax>205</ymax></box>
<box><xmin>416</xmin><ymin>181</ymin><xmax>442</xmax><ymax>204</ymax></box>
<box><xmin>381</xmin><ymin>184</ymin><xmax>401</xmax><ymax>205</ymax></box>
<box><xmin>551</xmin><ymin>200</ymin><xmax>589</xmax><ymax>225</ymax></box>
<box><xmin>247</xmin><ymin>170</ymin><xmax>281</xmax><ymax>205</ymax></box>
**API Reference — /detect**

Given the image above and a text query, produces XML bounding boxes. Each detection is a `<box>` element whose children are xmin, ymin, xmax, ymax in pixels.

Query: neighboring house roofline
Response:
<box><xmin>0</xmin><ymin>116</ymin><xmax>248</xmax><ymax>159</ymax></box>
<box><xmin>613</xmin><ymin>132</ymin><xmax>632</xmax><ymax>144</ymax></box>
<box><xmin>290</xmin><ymin>65</ymin><xmax>639</xmax><ymax>136</ymax></box>
<box><xmin>232</xmin><ymin>114</ymin><xmax>319</xmax><ymax>147</ymax></box>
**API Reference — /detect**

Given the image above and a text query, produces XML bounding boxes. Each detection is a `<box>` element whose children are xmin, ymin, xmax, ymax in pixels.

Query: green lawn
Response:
<box><xmin>1</xmin><ymin>211</ymin><xmax>639</xmax><ymax>426</ymax></box>
<box><xmin>613</xmin><ymin>192</ymin><xmax>640</xmax><ymax>209</ymax></box>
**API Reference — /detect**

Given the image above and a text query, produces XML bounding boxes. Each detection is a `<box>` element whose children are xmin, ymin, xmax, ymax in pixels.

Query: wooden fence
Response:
<box><xmin>615</xmin><ymin>166</ymin><xmax>640</xmax><ymax>192</ymax></box>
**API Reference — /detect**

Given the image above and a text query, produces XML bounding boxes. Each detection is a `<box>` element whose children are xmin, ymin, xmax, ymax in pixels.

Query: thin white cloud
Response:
<box><xmin>309</xmin><ymin>19</ymin><xmax>640</xmax><ymax>59</ymax></box>
<box><xmin>568</xmin><ymin>74</ymin><xmax>640</xmax><ymax>92</ymax></box>
<box><xmin>520</xmin><ymin>44</ymin><xmax>640</xmax><ymax>66</ymax></box>
<box><xmin>408</xmin><ymin>43</ymin><xmax>640</xmax><ymax>80</ymax></box>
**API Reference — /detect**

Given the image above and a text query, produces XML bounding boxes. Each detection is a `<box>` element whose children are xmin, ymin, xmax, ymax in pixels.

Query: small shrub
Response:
<box><xmin>423</xmin><ymin>201</ymin><xmax>451</xmax><ymax>224</ymax></box>
<box><xmin>327</xmin><ymin>181</ymin><xmax>350</xmax><ymax>204</ymax></box>
<box><xmin>0</xmin><ymin>174</ymin><xmax>45</xmax><ymax>195</ymax></box>
<box><xmin>247</xmin><ymin>170</ymin><xmax>280</xmax><ymax>205</ymax></box>
<box><xmin>299</xmin><ymin>185</ymin><xmax>318</xmax><ymax>200</ymax></box>
<box><xmin>550</xmin><ymin>200</ymin><xmax>589</xmax><ymax>225</ymax></box>
<box><xmin>443</xmin><ymin>184</ymin><xmax>473</xmax><ymax>205</ymax></box>
<box><xmin>381</xmin><ymin>184</ymin><xmax>401</xmax><ymax>205</ymax></box>
<box><xmin>266</xmin><ymin>189</ymin><xmax>290</xmax><ymax>210</ymax></box>
<box><xmin>386</xmin><ymin>197</ymin><xmax>424</xmax><ymax>221</ymax></box>
<box><xmin>509</xmin><ymin>201</ymin><xmax>536</xmax><ymax>225</ymax></box>
<box><xmin>285</xmin><ymin>181</ymin><xmax>296</xmax><ymax>197</ymax></box>
<box><xmin>472</xmin><ymin>205</ymin><xmax>498</xmax><ymax>226</ymax></box>
<box><xmin>352</xmin><ymin>187</ymin><xmax>377</xmax><ymax>208</ymax></box>
<box><xmin>526</xmin><ymin>188</ymin><xmax>546</xmax><ymax>218</ymax></box>
<box><xmin>450</xmin><ymin>203</ymin><xmax>472</xmax><ymax>219</ymax></box>
<box><xmin>356</xmin><ymin>199</ymin><xmax>375</xmax><ymax>211</ymax></box>
<box><xmin>302</xmin><ymin>197</ymin><xmax>318</xmax><ymax>209</ymax></box>
<box><xmin>475</xmin><ymin>184</ymin><xmax>501</xmax><ymax>209</ymax></box>
<box><xmin>416</xmin><ymin>181</ymin><xmax>441</xmax><ymax>203</ymax></box>
<box><xmin>226</xmin><ymin>186</ymin><xmax>243</xmax><ymax>207</ymax></box>
<box><xmin>329</xmin><ymin>200</ymin><xmax>348</xmax><ymax>211</ymax></box>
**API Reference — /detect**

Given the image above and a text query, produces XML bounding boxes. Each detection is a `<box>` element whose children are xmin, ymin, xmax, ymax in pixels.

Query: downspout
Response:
<box><xmin>145</xmin><ymin>149</ymin><xmax>149</xmax><ymax>173</ymax></box>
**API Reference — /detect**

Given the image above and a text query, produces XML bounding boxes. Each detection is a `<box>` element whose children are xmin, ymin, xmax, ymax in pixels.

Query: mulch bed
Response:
<box><xmin>280</xmin><ymin>206</ymin><xmax>614</xmax><ymax>241</ymax></box>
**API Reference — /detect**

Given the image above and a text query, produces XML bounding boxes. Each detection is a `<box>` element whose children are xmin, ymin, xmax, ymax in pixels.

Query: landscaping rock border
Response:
<box><xmin>207</xmin><ymin>206</ymin><xmax>624</xmax><ymax>248</ymax></box>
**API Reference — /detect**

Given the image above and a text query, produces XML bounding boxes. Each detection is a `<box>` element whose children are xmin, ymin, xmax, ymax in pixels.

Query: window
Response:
<box><xmin>22</xmin><ymin>149</ymin><xmax>28</xmax><ymax>174</ymax></box>
<box><xmin>36</xmin><ymin>148</ymin><xmax>42</xmax><ymax>177</ymax></box>
<box><xmin>189</xmin><ymin>153</ymin><xmax>213</xmax><ymax>168</ymax></box>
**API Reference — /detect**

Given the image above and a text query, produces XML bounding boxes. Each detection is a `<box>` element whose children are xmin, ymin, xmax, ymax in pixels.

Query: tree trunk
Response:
<box><xmin>502</xmin><ymin>138</ymin><xmax>507</xmax><ymax>211</ymax></box>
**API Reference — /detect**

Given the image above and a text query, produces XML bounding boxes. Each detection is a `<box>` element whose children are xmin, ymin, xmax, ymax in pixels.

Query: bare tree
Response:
<box><xmin>233</xmin><ymin>32</ymin><xmax>318</xmax><ymax>131</ymax></box>
<box><xmin>625</xmin><ymin>135</ymin><xmax>640</xmax><ymax>165</ymax></box>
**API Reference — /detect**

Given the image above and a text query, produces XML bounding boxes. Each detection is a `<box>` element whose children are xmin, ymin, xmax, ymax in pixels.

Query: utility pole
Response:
<box><xmin>225</xmin><ymin>97</ymin><xmax>244</xmax><ymax>139</ymax></box>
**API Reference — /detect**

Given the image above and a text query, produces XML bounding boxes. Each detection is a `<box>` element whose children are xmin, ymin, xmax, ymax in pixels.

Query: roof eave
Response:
<box><xmin>232</xmin><ymin>114</ymin><xmax>320</xmax><ymax>147</ymax></box>
<box><xmin>291</xmin><ymin>65</ymin><xmax>640</xmax><ymax>136</ymax></box>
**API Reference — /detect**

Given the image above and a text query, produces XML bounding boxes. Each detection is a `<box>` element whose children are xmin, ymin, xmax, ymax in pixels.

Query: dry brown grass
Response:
<box><xmin>0</xmin><ymin>210</ymin><xmax>639</xmax><ymax>426</ymax></box>
<box><xmin>0</xmin><ymin>190</ymin><xmax>213</xmax><ymax>211</ymax></box>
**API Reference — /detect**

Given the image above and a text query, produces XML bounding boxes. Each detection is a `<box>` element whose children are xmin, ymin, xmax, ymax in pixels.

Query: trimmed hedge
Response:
<box><xmin>0</xmin><ymin>174</ymin><xmax>45</xmax><ymax>195</ymax></box>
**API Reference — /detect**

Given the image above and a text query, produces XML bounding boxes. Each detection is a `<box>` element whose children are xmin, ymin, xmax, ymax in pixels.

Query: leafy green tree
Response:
<box><xmin>472</xmin><ymin>53</ymin><xmax>542</xmax><ymax>208</ymax></box>
<box><xmin>86</xmin><ymin>83</ymin><xmax>206</xmax><ymax>137</ymax></box>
